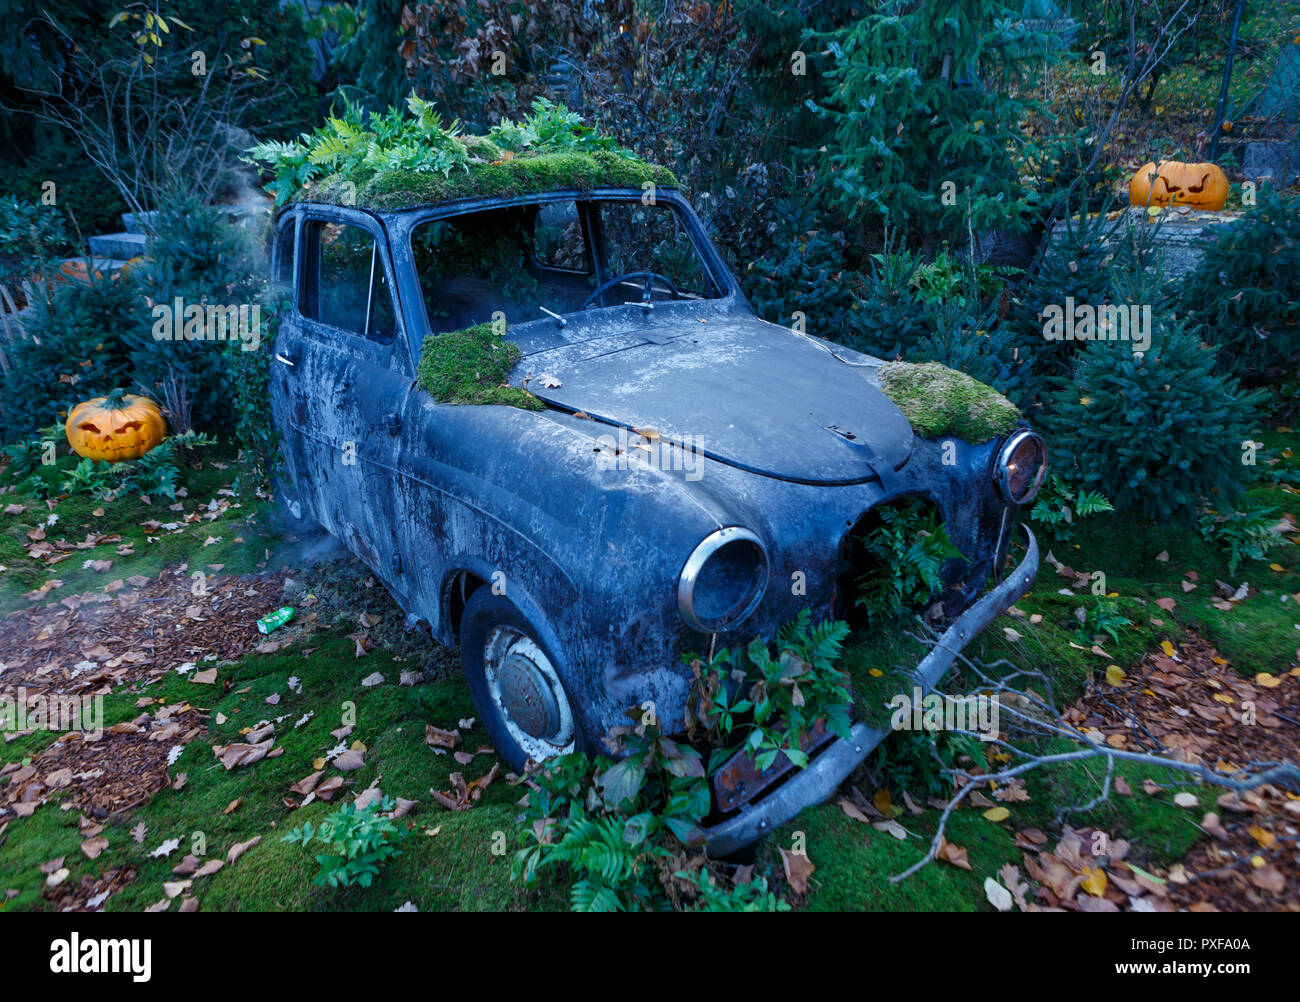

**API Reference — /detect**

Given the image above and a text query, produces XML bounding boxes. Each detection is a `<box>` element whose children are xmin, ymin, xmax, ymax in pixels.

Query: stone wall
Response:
<box><xmin>1046</xmin><ymin>207</ymin><xmax>1245</xmax><ymax>279</ymax></box>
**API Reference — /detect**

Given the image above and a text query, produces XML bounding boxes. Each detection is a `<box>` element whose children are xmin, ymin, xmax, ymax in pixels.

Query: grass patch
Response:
<box><xmin>0</xmin><ymin>630</ymin><xmax>567</xmax><ymax>912</ymax></box>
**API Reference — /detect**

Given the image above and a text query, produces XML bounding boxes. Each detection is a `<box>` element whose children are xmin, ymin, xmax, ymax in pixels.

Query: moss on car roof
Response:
<box><xmin>877</xmin><ymin>361</ymin><xmax>1021</xmax><ymax>444</ymax></box>
<box><xmin>304</xmin><ymin>149</ymin><xmax>678</xmax><ymax>211</ymax></box>
<box><xmin>246</xmin><ymin>95</ymin><xmax>678</xmax><ymax>211</ymax></box>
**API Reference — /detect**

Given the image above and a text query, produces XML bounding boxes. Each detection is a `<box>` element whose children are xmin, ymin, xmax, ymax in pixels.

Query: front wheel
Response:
<box><xmin>459</xmin><ymin>589</ymin><xmax>579</xmax><ymax>772</ymax></box>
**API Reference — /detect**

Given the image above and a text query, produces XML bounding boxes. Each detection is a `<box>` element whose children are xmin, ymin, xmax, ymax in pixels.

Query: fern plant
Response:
<box><xmin>246</xmin><ymin>95</ymin><xmax>636</xmax><ymax>206</ymax></box>
<box><xmin>677</xmin><ymin>869</ymin><xmax>791</xmax><ymax>912</ymax></box>
<box><xmin>1074</xmin><ymin>597</ymin><xmax>1133</xmax><ymax>647</ymax></box>
<box><xmin>684</xmin><ymin>610</ymin><xmax>853</xmax><ymax>773</ymax></box>
<box><xmin>1200</xmin><ymin>500</ymin><xmax>1288</xmax><ymax>575</ymax></box>
<box><xmin>1029</xmin><ymin>473</ymin><xmax>1114</xmax><ymax>543</ymax></box>
<box><xmin>853</xmin><ymin>498</ymin><xmax>965</xmax><ymax>622</ymax></box>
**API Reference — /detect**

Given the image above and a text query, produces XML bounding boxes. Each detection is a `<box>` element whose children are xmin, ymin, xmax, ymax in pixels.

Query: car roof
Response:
<box><xmin>288</xmin><ymin>149</ymin><xmax>679</xmax><ymax>215</ymax></box>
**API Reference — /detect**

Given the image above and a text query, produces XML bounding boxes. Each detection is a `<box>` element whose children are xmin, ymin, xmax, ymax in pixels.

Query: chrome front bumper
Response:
<box><xmin>702</xmin><ymin>524</ymin><xmax>1040</xmax><ymax>856</ymax></box>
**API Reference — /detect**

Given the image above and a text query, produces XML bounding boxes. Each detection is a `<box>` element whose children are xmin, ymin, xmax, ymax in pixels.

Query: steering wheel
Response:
<box><xmin>581</xmin><ymin>271</ymin><xmax>681</xmax><ymax>311</ymax></box>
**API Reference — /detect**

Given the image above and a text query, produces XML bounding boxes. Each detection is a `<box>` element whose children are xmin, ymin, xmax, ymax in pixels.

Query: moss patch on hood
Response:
<box><xmin>306</xmin><ymin>150</ymin><xmax>677</xmax><ymax>210</ymax></box>
<box><xmin>416</xmin><ymin>323</ymin><xmax>543</xmax><ymax>411</ymax></box>
<box><xmin>877</xmin><ymin>361</ymin><xmax>1020</xmax><ymax>444</ymax></box>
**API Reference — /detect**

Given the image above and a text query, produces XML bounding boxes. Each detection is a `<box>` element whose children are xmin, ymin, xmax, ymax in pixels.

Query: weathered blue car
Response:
<box><xmin>268</xmin><ymin>163</ymin><xmax>1044</xmax><ymax>853</ymax></box>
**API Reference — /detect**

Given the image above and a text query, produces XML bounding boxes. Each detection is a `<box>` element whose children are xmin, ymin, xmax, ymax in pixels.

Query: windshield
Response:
<box><xmin>411</xmin><ymin>198</ymin><xmax>723</xmax><ymax>334</ymax></box>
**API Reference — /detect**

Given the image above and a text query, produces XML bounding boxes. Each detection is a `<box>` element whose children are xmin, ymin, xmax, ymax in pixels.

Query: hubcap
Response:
<box><xmin>482</xmin><ymin>626</ymin><xmax>575</xmax><ymax>762</ymax></box>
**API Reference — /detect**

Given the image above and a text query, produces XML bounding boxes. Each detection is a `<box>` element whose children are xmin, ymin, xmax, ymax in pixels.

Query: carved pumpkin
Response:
<box><xmin>1129</xmin><ymin>160</ymin><xmax>1229</xmax><ymax>211</ymax></box>
<box><xmin>65</xmin><ymin>389</ymin><xmax>166</xmax><ymax>463</ymax></box>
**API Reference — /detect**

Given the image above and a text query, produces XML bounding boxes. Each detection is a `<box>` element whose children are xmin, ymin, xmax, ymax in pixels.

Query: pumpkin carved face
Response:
<box><xmin>65</xmin><ymin>389</ymin><xmax>166</xmax><ymax>463</ymax></box>
<box><xmin>1129</xmin><ymin>160</ymin><xmax>1229</xmax><ymax>211</ymax></box>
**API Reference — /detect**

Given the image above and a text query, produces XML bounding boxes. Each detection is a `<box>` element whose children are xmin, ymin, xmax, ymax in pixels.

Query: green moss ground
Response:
<box><xmin>1</xmin><ymin>419</ymin><xmax>1293</xmax><ymax>912</ymax></box>
<box><xmin>0</xmin><ymin>632</ymin><xmax>567</xmax><ymax>912</ymax></box>
<box><xmin>0</xmin><ymin>446</ymin><xmax>278</xmax><ymax>616</ymax></box>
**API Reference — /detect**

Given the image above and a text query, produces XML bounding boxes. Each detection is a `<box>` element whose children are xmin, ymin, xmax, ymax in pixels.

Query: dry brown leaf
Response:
<box><xmin>779</xmin><ymin>847</ymin><xmax>815</xmax><ymax>894</ymax></box>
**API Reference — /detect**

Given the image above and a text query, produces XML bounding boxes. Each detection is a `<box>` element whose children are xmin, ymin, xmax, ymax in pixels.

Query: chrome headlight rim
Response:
<box><xmin>677</xmin><ymin>526</ymin><xmax>770</xmax><ymax>634</ymax></box>
<box><xmin>994</xmin><ymin>429</ymin><xmax>1048</xmax><ymax>505</ymax></box>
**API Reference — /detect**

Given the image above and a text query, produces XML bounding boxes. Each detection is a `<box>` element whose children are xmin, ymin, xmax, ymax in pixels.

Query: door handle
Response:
<box><xmin>275</xmin><ymin>353</ymin><xmax>295</xmax><ymax>367</ymax></box>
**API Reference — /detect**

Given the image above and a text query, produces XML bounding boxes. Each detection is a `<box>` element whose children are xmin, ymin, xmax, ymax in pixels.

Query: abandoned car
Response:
<box><xmin>267</xmin><ymin>148</ymin><xmax>1045</xmax><ymax>854</ymax></box>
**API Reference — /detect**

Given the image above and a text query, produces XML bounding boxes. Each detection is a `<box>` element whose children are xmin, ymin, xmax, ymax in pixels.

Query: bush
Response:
<box><xmin>743</xmin><ymin>196</ymin><xmax>861</xmax><ymax>340</ymax></box>
<box><xmin>282</xmin><ymin>797</ymin><xmax>408</xmax><ymax>889</ymax></box>
<box><xmin>848</xmin><ymin>247</ymin><xmax>1026</xmax><ymax>401</ymax></box>
<box><xmin>0</xmin><ymin>194</ymin><xmax>70</xmax><ymax>298</ymax></box>
<box><xmin>129</xmin><ymin>194</ymin><xmax>265</xmax><ymax>431</ymax></box>
<box><xmin>1042</xmin><ymin>318</ymin><xmax>1263</xmax><ymax>522</ymax></box>
<box><xmin>843</xmin><ymin>248</ymin><xmax>929</xmax><ymax>359</ymax></box>
<box><xmin>0</xmin><ymin>273</ymin><xmax>140</xmax><ymax>443</ymax></box>
<box><xmin>1179</xmin><ymin>189</ymin><xmax>1300</xmax><ymax>384</ymax></box>
<box><xmin>1007</xmin><ymin>203</ymin><xmax>1125</xmax><ymax>392</ymax></box>
<box><xmin>1199</xmin><ymin>500</ymin><xmax>1288</xmax><ymax>575</ymax></box>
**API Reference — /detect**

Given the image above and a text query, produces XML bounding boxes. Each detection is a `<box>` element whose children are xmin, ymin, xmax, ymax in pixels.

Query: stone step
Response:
<box><xmin>87</xmin><ymin>232</ymin><xmax>148</xmax><ymax>259</ymax></box>
<box><xmin>120</xmin><ymin>210</ymin><xmax>160</xmax><ymax>234</ymax></box>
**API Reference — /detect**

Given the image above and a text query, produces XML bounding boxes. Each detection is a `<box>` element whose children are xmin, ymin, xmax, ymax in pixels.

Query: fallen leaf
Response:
<box><xmin>937</xmin><ymin>837</ymin><xmax>971</xmax><ymax>870</ymax></box>
<box><xmin>226</xmin><ymin>836</ymin><xmax>262</xmax><ymax>865</ymax></box>
<box><xmin>984</xmin><ymin>876</ymin><xmax>1013</xmax><ymax>911</ymax></box>
<box><xmin>779</xmin><ymin>847</ymin><xmax>815</xmax><ymax>894</ymax></box>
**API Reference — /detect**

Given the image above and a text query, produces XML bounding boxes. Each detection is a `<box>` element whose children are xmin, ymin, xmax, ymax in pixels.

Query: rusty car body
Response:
<box><xmin>267</xmin><ymin>182</ymin><xmax>1044</xmax><ymax>854</ymax></box>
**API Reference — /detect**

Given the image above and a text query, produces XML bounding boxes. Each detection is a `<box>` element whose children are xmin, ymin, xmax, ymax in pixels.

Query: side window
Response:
<box><xmin>302</xmin><ymin>220</ymin><xmax>396</xmax><ymax>344</ymax></box>
<box><xmin>534</xmin><ymin>200</ymin><xmax>591</xmax><ymax>273</ymax></box>
<box><xmin>273</xmin><ymin>216</ymin><xmax>295</xmax><ymax>288</ymax></box>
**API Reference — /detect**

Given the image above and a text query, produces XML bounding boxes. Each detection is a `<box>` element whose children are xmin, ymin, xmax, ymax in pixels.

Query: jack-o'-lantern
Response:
<box><xmin>1129</xmin><ymin>160</ymin><xmax>1229</xmax><ymax>211</ymax></box>
<box><xmin>65</xmin><ymin>388</ymin><xmax>166</xmax><ymax>463</ymax></box>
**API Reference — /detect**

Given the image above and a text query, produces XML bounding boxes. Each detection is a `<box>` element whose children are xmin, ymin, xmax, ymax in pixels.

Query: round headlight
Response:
<box><xmin>677</xmin><ymin>527</ymin><xmax>769</xmax><ymax>634</ymax></box>
<box><xmin>994</xmin><ymin>430</ymin><xmax>1048</xmax><ymax>505</ymax></box>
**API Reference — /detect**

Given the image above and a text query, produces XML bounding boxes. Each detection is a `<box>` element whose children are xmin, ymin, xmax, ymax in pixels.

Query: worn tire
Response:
<box><xmin>459</xmin><ymin>589</ymin><xmax>581</xmax><ymax>773</ymax></box>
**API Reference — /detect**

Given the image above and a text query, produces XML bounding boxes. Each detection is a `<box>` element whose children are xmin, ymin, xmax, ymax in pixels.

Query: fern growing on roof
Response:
<box><xmin>244</xmin><ymin>93</ymin><xmax>656</xmax><ymax>207</ymax></box>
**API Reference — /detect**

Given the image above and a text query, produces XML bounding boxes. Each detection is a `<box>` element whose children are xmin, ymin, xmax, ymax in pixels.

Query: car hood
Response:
<box><xmin>509</xmin><ymin>311</ymin><xmax>914</xmax><ymax>484</ymax></box>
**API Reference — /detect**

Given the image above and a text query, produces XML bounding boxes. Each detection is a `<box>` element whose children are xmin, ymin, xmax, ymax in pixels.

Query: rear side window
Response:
<box><xmin>301</xmin><ymin>220</ymin><xmax>396</xmax><ymax>344</ymax></box>
<box><xmin>273</xmin><ymin>216</ymin><xmax>295</xmax><ymax>287</ymax></box>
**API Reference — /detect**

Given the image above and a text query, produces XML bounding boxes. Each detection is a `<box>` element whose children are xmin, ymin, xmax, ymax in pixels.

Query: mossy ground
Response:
<box><xmin>877</xmin><ymin>360</ymin><xmax>1022</xmax><ymax>444</ymax></box>
<box><xmin>0</xmin><ymin>445</ymin><xmax>277</xmax><ymax>616</ymax></box>
<box><xmin>1</xmin><ymin>422</ymin><xmax>1294</xmax><ymax>912</ymax></box>
<box><xmin>415</xmin><ymin>323</ymin><xmax>542</xmax><ymax>411</ymax></box>
<box><xmin>0</xmin><ymin>632</ymin><xmax>568</xmax><ymax>912</ymax></box>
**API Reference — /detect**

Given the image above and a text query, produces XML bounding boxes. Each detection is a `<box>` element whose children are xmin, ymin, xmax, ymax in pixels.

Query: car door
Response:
<box><xmin>279</xmin><ymin>208</ymin><xmax>413</xmax><ymax>594</ymax></box>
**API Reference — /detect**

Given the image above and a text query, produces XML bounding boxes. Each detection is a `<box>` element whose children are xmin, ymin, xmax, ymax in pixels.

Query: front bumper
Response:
<box><xmin>701</xmin><ymin>524</ymin><xmax>1040</xmax><ymax>857</ymax></box>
